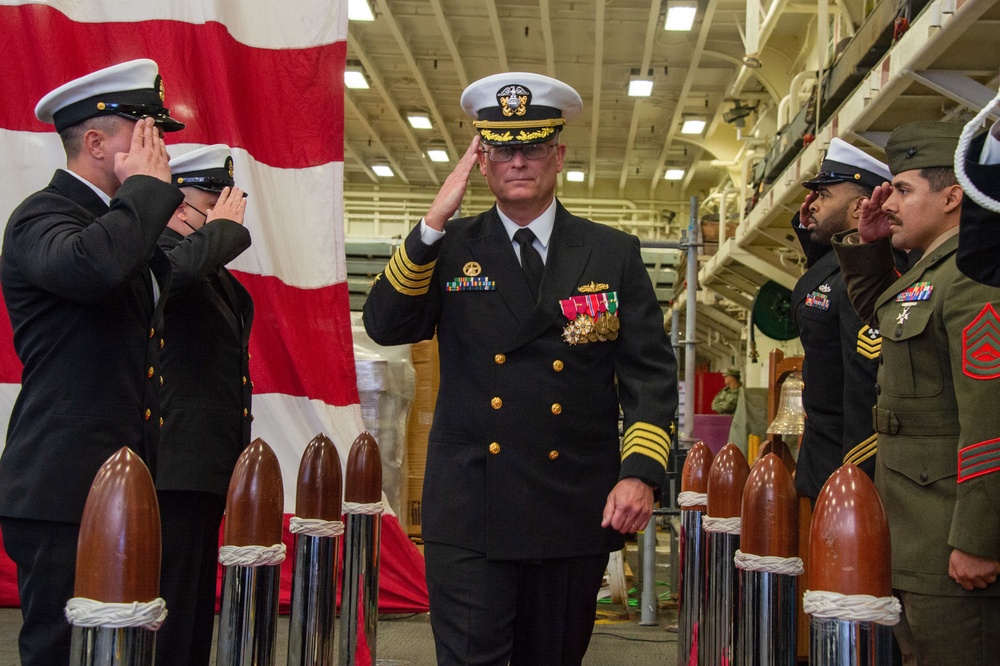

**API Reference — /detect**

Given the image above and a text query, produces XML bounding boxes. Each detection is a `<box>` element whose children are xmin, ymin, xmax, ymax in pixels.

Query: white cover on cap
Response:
<box><xmin>825</xmin><ymin>138</ymin><xmax>892</xmax><ymax>181</ymax></box>
<box><xmin>460</xmin><ymin>72</ymin><xmax>583</xmax><ymax>120</ymax></box>
<box><xmin>35</xmin><ymin>59</ymin><xmax>161</xmax><ymax>124</ymax></box>
<box><xmin>169</xmin><ymin>144</ymin><xmax>233</xmax><ymax>174</ymax></box>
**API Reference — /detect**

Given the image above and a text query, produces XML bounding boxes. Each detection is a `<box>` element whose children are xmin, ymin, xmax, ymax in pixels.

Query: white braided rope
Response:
<box><xmin>677</xmin><ymin>491</ymin><xmax>708</xmax><ymax>507</ymax></box>
<box><xmin>343</xmin><ymin>500</ymin><xmax>385</xmax><ymax>516</ymax></box>
<box><xmin>702</xmin><ymin>515</ymin><xmax>742</xmax><ymax>535</ymax></box>
<box><xmin>803</xmin><ymin>590</ymin><xmax>901</xmax><ymax>626</ymax></box>
<box><xmin>65</xmin><ymin>597</ymin><xmax>167</xmax><ymax>631</ymax></box>
<box><xmin>218</xmin><ymin>543</ymin><xmax>287</xmax><ymax>567</ymax></box>
<box><xmin>955</xmin><ymin>87</ymin><xmax>1000</xmax><ymax>213</ymax></box>
<box><xmin>289</xmin><ymin>516</ymin><xmax>345</xmax><ymax>538</ymax></box>
<box><xmin>733</xmin><ymin>549</ymin><xmax>804</xmax><ymax>576</ymax></box>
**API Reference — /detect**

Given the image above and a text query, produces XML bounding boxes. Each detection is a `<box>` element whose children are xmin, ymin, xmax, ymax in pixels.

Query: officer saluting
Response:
<box><xmin>0</xmin><ymin>59</ymin><xmax>184</xmax><ymax>666</ymax></box>
<box><xmin>363</xmin><ymin>72</ymin><xmax>677</xmax><ymax>665</ymax></box>
<box><xmin>833</xmin><ymin>121</ymin><xmax>1000</xmax><ymax>664</ymax></box>
<box><xmin>791</xmin><ymin>139</ymin><xmax>892</xmax><ymax>500</ymax></box>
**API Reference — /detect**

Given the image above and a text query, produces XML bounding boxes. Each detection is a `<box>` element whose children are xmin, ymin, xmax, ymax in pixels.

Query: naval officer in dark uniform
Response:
<box><xmin>833</xmin><ymin>121</ymin><xmax>1000</xmax><ymax>664</ymax></box>
<box><xmin>363</xmin><ymin>72</ymin><xmax>677</xmax><ymax>665</ymax></box>
<box><xmin>791</xmin><ymin>139</ymin><xmax>891</xmax><ymax>500</ymax></box>
<box><xmin>155</xmin><ymin>145</ymin><xmax>253</xmax><ymax>666</ymax></box>
<box><xmin>956</xmin><ymin>118</ymin><xmax>1000</xmax><ymax>287</ymax></box>
<box><xmin>0</xmin><ymin>59</ymin><xmax>184</xmax><ymax>666</ymax></box>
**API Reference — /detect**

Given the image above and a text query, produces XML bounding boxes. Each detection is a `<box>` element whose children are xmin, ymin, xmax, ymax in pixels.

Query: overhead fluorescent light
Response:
<box><xmin>664</xmin><ymin>168</ymin><xmax>686</xmax><ymax>180</ymax></box>
<box><xmin>344</xmin><ymin>66</ymin><xmax>369</xmax><ymax>90</ymax></box>
<box><xmin>628</xmin><ymin>78</ymin><xmax>654</xmax><ymax>97</ymax></box>
<box><xmin>372</xmin><ymin>164</ymin><xmax>394</xmax><ymax>177</ymax></box>
<box><xmin>664</xmin><ymin>2</ymin><xmax>698</xmax><ymax>31</ymax></box>
<box><xmin>348</xmin><ymin>0</ymin><xmax>375</xmax><ymax>21</ymax></box>
<box><xmin>408</xmin><ymin>112</ymin><xmax>432</xmax><ymax>129</ymax></box>
<box><xmin>681</xmin><ymin>118</ymin><xmax>706</xmax><ymax>134</ymax></box>
<box><xmin>427</xmin><ymin>149</ymin><xmax>449</xmax><ymax>162</ymax></box>
<box><xmin>566</xmin><ymin>169</ymin><xmax>585</xmax><ymax>182</ymax></box>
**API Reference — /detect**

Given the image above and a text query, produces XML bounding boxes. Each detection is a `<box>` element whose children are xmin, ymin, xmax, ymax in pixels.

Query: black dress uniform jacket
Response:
<box><xmin>792</xmin><ymin>247</ymin><xmax>880</xmax><ymax>498</ymax></box>
<box><xmin>834</xmin><ymin>233</ymin><xmax>1000</xmax><ymax>596</ymax></box>
<box><xmin>0</xmin><ymin>170</ymin><xmax>181</xmax><ymax>523</ymax></box>
<box><xmin>363</xmin><ymin>203</ymin><xmax>678</xmax><ymax>560</ymax></box>
<box><xmin>156</xmin><ymin>222</ymin><xmax>253</xmax><ymax>495</ymax></box>
<box><xmin>957</xmin><ymin>132</ymin><xmax>1000</xmax><ymax>287</ymax></box>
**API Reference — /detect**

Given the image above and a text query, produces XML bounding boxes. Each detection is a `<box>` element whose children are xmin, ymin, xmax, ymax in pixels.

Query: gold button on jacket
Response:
<box><xmin>491</xmin><ymin>397</ymin><xmax>503</xmax><ymax>409</ymax></box>
<box><xmin>548</xmin><ymin>450</ymin><xmax>559</xmax><ymax>460</ymax></box>
<box><xmin>489</xmin><ymin>442</ymin><xmax>500</xmax><ymax>455</ymax></box>
<box><xmin>551</xmin><ymin>403</ymin><xmax>562</xmax><ymax>415</ymax></box>
<box><xmin>495</xmin><ymin>353</ymin><xmax>506</xmax><ymax>365</ymax></box>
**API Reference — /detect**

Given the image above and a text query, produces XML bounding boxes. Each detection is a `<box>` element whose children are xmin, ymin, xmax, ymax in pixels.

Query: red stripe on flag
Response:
<box><xmin>0</xmin><ymin>290</ymin><xmax>23</xmax><ymax>384</ymax></box>
<box><xmin>236</xmin><ymin>272</ymin><xmax>359</xmax><ymax>406</ymax></box>
<box><xmin>0</xmin><ymin>4</ymin><xmax>345</xmax><ymax>168</ymax></box>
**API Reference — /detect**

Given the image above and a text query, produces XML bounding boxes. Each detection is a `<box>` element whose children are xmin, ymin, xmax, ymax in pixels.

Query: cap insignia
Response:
<box><xmin>157</xmin><ymin>75</ymin><xmax>165</xmax><ymax>102</ymax></box>
<box><xmin>497</xmin><ymin>85</ymin><xmax>530</xmax><ymax>118</ymax></box>
<box><xmin>481</xmin><ymin>129</ymin><xmax>513</xmax><ymax>143</ymax></box>
<box><xmin>226</xmin><ymin>156</ymin><xmax>235</xmax><ymax>178</ymax></box>
<box><xmin>906</xmin><ymin>147</ymin><xmax>917</xmax><ymax>158</ymax></box>
<box><xmin>516</xmin><ymin>127</ymin><xmax>555</xmax><ymax>142</ymax></box>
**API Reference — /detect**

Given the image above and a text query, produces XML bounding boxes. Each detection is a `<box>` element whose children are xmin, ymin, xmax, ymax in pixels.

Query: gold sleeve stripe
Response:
<box><xmin>624</xmin><ymin>422</ymin><xmax>671</xmax><ymax>445</ymax></box>
<box><xmin>385</xmin><ymin>245</ymin><xmax>436</xmax><ymax>296</ymax></box>
<box><xmin>622</xmin><ymin>444</ymin><xmax>668</xmax><ymax>469</ymax></box>
<box><xmin>844</xmin><ymin>434</ymin><xmax>877</xmax><ymax>465</ymax></box>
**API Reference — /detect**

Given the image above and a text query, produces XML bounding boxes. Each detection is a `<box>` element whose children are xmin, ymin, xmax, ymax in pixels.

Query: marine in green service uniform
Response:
<box><xmin>832</xmin><ymin>121</ymin><xmax>1000</xmax><ymax>664</ymax></box>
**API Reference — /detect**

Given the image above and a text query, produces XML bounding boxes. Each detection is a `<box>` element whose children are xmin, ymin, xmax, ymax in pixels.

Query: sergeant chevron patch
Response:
<box><xmin>963</xmin><ymin>303</ymin><xmax>1000</xmax><ymax>380</ymax></box>
<box><xmin>856</xmin><ymin>325</ymin><xmax>881</xmax><ymax>359</ymax></box>
<box><xmin>958</xmin><ymin>437</ymin><xmax>1000</xmax><ymax>482</ymax></box>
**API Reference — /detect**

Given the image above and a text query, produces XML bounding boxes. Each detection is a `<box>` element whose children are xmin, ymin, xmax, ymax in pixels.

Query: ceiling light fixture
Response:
<box><xmin>344</xmin><ymin>66</ymin><xmax>369</xmax><ymax>90</ymax></box>
<box><xmin>664</xmin><ymin>1</ymin><xmax>698</xmax><ymax>31</ymax></box>
<box><xmin>566</xmin><ymin>169</ymin><xmax>585</xmax><ymax>182</ymax></box>
<box><xmin>348</xmin><ymin>0</ymin><xmax>375</xmax><ymax>21</ymax></box>
<box><xmin>407</xmin><ymin>112</ymin><xmax>433</xmax><ymax>130</ymax></box>
<box><xmin>427</xmin><ymin>148</ymin><xmax>449</xmax><ymax>163</ymax></box>
<box><xmin>372</xmin><ymin>164</ymin><xmax>394</xmax><ymax>177</ymax></box>
<box><xmin>681</xmin><ymin>118</ymin><xmax>706</xmax><ymax>135</ymax></box>
<box><xmin>664</xmin><ymin>168</ymin><xmax>686</xmax><ymax>180</ymax></box>
<box><xmin>628</xmin><ymin>78</ymin><xmax>654</xmax><ymax>97</ymax></box>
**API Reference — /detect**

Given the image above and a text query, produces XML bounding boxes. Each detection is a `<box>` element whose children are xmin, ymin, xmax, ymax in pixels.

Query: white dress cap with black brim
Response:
<box><xmin>802</xmin><ymin>138</ymin><xmax>892</xmax><ymax>192</ymax></box>
<box><xmin>168</xmin><ymin>144</ymin><xmax>247</xmax><ymax>197</ymax></box>
<box><xmin>461</xmin><ymin>72</ymin><xmax>583</xmax><ymax>145</ymax></box>
<box><xmin>35</xmin><ymin>59</ymin><xmax>184</xmax><ymax>133</ymax></box>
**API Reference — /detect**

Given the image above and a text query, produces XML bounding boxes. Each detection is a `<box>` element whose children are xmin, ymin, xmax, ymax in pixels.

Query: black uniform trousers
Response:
<box><xmin>0</xmin><ymin>517</ymin><xmax>80</xmax><ymax>666</ymax></box>
<box><xmin>154</xmin><ymin>490</ymin><xmax>227</xmax><ymax>666</ymax></box>
<box><xmin>425</xmin><ymin>542</ymin><xmax>608</xmax><ymax>666</ymax></box>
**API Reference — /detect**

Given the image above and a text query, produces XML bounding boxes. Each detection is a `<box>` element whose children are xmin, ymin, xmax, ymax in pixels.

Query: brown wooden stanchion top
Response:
<box><xmin>741</xmin><ymin>453</ymin><xmax>798</xmax><ymax>558</ymax></box>
<box><xmin>706</xmin><ymin>443</ymin><xmax>750</xmax><ymax>519</ymax></box>
<box><xmin>756</xmin><ymin>437</ymin><xmax>796</xmax><ymax>475</ymax></box>
<box><xmin>681</xmin><ymin>441</ymin><xmax>714</xmax><ymax>512</ymax></box>
<box><xmin>75</xmin><ymin>447</ymin><xmax>160</xmax><ymax>602</ymax></box>
<box><xmin>344</xmin><ymin>431</ymin><xmax>382</xmax><ymax>504</ymax></box>
<box><xmin>808</xmin><ymin>464</ymin><xmax>892</xmax><ymax>597</ymax></box>
<box><xmin>223</xmin><ymin>437</ymin><xmax>285</xmax><ymax>547</ymax></box>
<box><xmin>296</xmin><ymin>433</ymin><xmax>343</xmax><ymax>520</ymax></box>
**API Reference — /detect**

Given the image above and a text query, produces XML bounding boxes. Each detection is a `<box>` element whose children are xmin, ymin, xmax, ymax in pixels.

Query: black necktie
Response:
<box><xmin>513</xmin><ymin>228</ymin><xmax>544</xmax><ymax>300</ymax></box>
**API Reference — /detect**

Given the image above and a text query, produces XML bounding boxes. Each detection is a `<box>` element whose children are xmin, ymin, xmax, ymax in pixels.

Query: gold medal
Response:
<box><xmin>594</xmin><ymin>314</ymin><xmax>609</xmax><ymax>335</ymax></box>
<box><xmin>597</xmin><ymin>333</ymin><xmax>607</xmax><ymax>342</ymax></box>
<box><xmin>608</xmin><ymin>315</ymin><xmax>620</xmax><ymax>332</ymax></box>
<box><xmin>607</xmin><ymin>329</ymin><xmax>618</xmax><ymax>340</ymax></box>
<box><xmin>587</xmin><ymin>330</ymin><xmax>598</xmax><ymax>342</ymax></box>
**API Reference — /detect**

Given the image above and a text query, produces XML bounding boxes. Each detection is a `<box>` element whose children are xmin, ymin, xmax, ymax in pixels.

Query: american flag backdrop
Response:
<box><xmin>0</xmin><ymin>0</ymin><xmax>427</xmax><ymax>612</ymax></box>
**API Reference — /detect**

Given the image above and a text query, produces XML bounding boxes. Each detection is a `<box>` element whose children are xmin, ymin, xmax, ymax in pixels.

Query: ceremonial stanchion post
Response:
<box><xmin>804</xmin><ymin>464</ymin><xmax>899</xmax><ymax>665</ymax></box>
<box><xmin>216</xmin><ymin>438</ymin><xmax>286</xmax><ymax>666</ymax></box>
<box><xmin>288</xmin><ymin>433</ymin><xmax>343</xmax><ymax>665</ymax></box>
<box><xmin>677</xmin><ymin>441</ymin><xmax>714</xmax><ymax>666</ymax></box>
<box><xmin>734</xmin><ymin>453</ymin><xmax>802</xmax><ymax>666</ymax></box>
<box><xmin>700</xmin><ymin>443</ymin><xmax>750</xmax><ymax>666</ymax></box>
<box><xmin>67</xmin><ymin>447</ymin><xmax>166</xmax><ymax>665</ymax></box>
<box><xmin>338</xmin><ymin>431</ymin><xmax>384</xmax><ymax>666</ymax></box>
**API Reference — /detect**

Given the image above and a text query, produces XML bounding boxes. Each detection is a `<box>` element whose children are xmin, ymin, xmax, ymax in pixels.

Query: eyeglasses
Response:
<box><xmin>184</xmin><ymin>201</ymin><xmax>208</xmax><ymax>218</ymax></box>
<box><xmin>484</xmin><ymin>142</ymin><xmax>558</xmax><ymax>163</ymax></box>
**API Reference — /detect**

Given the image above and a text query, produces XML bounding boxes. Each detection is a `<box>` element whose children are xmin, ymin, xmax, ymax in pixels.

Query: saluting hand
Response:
<box><xmin>949</xmin><ymin>548</ymin><xmax>1000</xmax><ymax>591</ymax></box>
<box><xmin>424</xmin><ymin>135</ymin><xmax>482</xmax><ymax>231</ymax></box>
<box><xmin>206</xmin><ymin>187</ymin><xmax>247</xmax><ymax>225</ymax></box>
<box><xmin>799</xmin><ymin>190</ymin><xmax>818</xmax><ymax>227</ymax></box>
<box><xmin>601</xmin><ymin>478</ymin><xmax>654</xmax><ymax>535</ymax></box>
<box><xmin>857</xmin><ymin>182</ymin><xmax>894</xmax><ymax>244</ymax></box>
<box><xmin>114</xmin><ymin>117</ymin><xmax>171</xmax><ymax>184</ymax></box>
